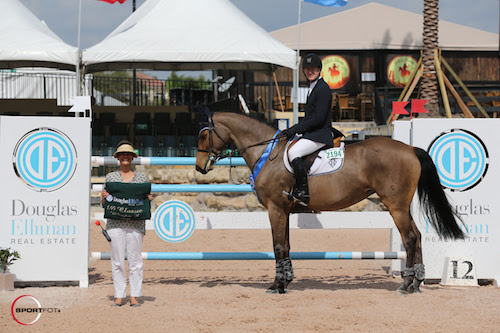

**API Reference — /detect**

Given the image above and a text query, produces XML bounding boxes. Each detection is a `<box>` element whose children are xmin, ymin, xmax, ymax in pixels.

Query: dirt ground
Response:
<box><xmin>1</xmin><ymin>215</ymin><xmax>500</xmax><ymax>332</ymax></box>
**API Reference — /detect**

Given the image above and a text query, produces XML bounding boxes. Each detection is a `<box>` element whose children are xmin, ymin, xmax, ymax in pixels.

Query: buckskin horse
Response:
<box><xmin>195</xmin><ymin>111</ymin><xmax>465</xmax><ymax>294</ymax></box>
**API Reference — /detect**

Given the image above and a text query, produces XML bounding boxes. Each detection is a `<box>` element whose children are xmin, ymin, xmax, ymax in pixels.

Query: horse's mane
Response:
<box><xmin>213</xmin><ymin>112</ymin><xmax>277</xmax><ymax>136</ymax></box>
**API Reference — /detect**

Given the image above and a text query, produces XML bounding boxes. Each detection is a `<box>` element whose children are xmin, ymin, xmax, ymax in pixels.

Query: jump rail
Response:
<box><xmin>91</xmin><ymin>156</ymin><xmax>251</xmax><ymax>193</ymax></box>
<box><xmin>91</xmin><ymin>251</ymin><xmax>407</xmax><ymax>260</ymax></box>
<box><xmin>91</xmin><ymin>156</ymin><xmax>246</xmax><ymax>167</ymax></box>
<box><xmin>92</xmin><ymin>184</ymin><xmax>252</xmax><ymax>193</ymax></box>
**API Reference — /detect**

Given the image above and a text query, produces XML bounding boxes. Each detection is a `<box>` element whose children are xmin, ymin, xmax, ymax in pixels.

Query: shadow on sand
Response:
<box><xmin>144</xmin><ymin>273</ymin><xmax>401</xmax><ymax>292</ymax></box>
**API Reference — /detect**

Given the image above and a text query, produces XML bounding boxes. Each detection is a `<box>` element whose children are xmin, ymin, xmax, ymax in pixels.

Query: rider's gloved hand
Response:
<box><xmin>281</xmin><ymin>127</ymin><xmax>297</xmax><ymax>140</ymax></box>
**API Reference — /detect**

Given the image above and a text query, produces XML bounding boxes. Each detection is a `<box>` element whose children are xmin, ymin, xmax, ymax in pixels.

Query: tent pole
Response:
<box><xmin>132</xmin><ymin>0</ymin><xmax>137</xmax><ymax>106</ymax></box>
<box><xmin>269</xmin><ymin>70</ymin><xmax>273</xmax><ymax>113</ymax></box>
<box><xmin>292</xmin><ymin>0</ymin><xmax>302</xmax><ymax>125</ymax></box>
<box><xmin>76</xmin><ymin>0</ymin><xmax>82</xmax><ymax>98</ymax></box>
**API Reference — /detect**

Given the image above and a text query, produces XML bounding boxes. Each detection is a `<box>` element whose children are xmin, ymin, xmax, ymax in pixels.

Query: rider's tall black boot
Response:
<box><xmin>290</xmin><ymin>157</ymin><xmax>310</xmax><ymax>206</ymax></box>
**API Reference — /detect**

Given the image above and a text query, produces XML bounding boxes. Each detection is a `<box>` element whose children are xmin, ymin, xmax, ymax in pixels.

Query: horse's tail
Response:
<box><xmin>413</xmin><ymin>147</ymin><xmax>466</xmax><ymax>240</ymax></box>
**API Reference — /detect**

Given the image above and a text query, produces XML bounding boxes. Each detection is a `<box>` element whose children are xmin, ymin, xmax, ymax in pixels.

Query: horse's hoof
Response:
<box><xmin>408</xmin><ymin>285</ymin><xmax>422</xmax><ymax>294</ymax></box>
<box><xmin>266</xmin><ymin>288</ymin><xmax>279</xmax><ymax>294</ymax></box>
<box><xmin>266</xmin><ymin>288</ymin><xmax>288</xmax><ymax>294</ymax></box>
<box><xmin>396</xmin><ymin>289</ymin><xmax>409</xmax><ymax>295</ymax></box>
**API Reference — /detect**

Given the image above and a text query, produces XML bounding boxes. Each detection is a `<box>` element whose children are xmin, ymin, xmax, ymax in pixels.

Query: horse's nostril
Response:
<box><xmin>196</xmin><ymin>166</ymin><xmax>207</xmax><ymax>174</ymax></box>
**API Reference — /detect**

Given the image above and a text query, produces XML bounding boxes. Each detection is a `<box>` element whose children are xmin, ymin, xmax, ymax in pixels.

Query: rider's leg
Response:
<box><xmin>288</xmin><ymin>139</ymin><xmax>325</xmax><ymax>205</ymax></box>
<box><xmin>290</xmin><ymin>157</ymin><xmax>309</xmax><ymax>205</ymax></box>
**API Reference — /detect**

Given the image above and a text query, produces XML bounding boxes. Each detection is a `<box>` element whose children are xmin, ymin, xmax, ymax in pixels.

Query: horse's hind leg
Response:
<box><xmin>390</xmin><ymin>208</ymin><xmax>423</xmax><ymax>294</ymax></box>
<box><xmin>407</xmin><ymin>214</ymin><xmax>424</xmax><ymax>293</ymax></box>
<box><xmin>266</xmin><ymin>204</ymin><xmax>294</xmax><ymax>294</ymax></box>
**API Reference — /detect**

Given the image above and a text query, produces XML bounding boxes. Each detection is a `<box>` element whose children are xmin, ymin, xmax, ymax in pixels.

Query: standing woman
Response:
<box><xmin>101</xmin><ymin>140</ymin><xmax>153</xmax><ymax>307</ymax></box>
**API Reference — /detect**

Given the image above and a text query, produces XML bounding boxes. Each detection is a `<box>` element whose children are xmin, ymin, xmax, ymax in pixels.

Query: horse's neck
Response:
<box><xmin>215</xmin><ymin>114</ymin><xmax>276</xmax><ymax>168</ymax></box>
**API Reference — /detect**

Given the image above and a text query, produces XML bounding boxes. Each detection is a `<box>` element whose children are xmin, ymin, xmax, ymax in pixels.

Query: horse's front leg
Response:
<box><xmin>266</xmin><ymin>204</ymin><xmax>293</xmax><ymax>294</ymax></box>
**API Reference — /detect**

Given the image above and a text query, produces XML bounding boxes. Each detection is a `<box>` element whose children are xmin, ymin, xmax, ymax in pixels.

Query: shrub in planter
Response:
<box><xmin>0</xmin><ymin>248</ymin><xmax>20</xmax><ymax>274</ymax></box>
<box><xmin>0</xmin><ymin>248</ymin><xmax>20</xmax><ymax>291</ymax></box>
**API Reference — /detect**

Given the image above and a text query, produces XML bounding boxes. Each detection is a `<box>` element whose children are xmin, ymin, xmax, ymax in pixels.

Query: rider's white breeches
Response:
<box><xmin>288</xmin><ymin>138</ymin><xmax>325</xmax><ymax>161</ymax></box>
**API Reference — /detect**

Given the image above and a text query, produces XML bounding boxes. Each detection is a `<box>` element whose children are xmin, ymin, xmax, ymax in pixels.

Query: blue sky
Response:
<box><xmin>18</xmin><ymin>0</ymin><xmax>500</xmax><ymax>78</ymax></box>
<box><xmin>19</xmin><ymin>0</ymin><xmax>499</xmax><ymax>49</ymax></box>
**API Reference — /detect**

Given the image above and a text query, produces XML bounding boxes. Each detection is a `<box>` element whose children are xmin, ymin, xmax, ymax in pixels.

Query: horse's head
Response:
<box><xmin>195</xmin><ymin>117</ymin><xmax>229</xmax><ymax>174</ymax></box>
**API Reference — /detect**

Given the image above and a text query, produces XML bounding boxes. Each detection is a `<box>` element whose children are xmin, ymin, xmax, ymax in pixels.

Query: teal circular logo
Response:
<box><xmin>153</xmin><ymin>200</ymin><xmax>195</xmax><ymax>243</ymax></box>
<box><xmin>428</xmin><ymin>129</ymin><xmax>488</xmax><ymax>192</ymax></box>
<box><xmin>13</xmin><ymin>128</ymin><xmax>77</xmax><ymax>192</ymax></box>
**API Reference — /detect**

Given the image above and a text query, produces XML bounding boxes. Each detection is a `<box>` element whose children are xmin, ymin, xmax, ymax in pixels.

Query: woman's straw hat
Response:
<box><xmin>113</xmin><ymin>140</ymin><xmax>138</xmax><ymax>158</ymax></box>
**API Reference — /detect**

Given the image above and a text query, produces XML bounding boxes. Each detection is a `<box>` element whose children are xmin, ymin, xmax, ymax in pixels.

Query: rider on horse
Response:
<box><xmin>282</xmin><ymin>53</ymin><xmax>335</xmax><ymax>206</ymax></box>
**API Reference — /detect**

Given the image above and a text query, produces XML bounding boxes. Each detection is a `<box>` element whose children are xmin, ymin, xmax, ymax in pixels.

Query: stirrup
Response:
<box><xmin>282</xmin><ymin>190</ymin><xmax>309</xmax><ymax>207</ymax></box>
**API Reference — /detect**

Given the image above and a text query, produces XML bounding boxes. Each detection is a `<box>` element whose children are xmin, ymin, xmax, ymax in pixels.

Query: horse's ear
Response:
<box><xmin>195</xmin><ymin>105</ymin><xmax>212</xmax><ymax>121</ymax></box>
<box><xmin>196</xmin><ymin>105</ymin><xmax>213</xmax><ymax>132</ymax></box>
<box><xmin>331</xmin><ymin>127</ymin><xmax>345</xmax><ymax>139</ymax></box>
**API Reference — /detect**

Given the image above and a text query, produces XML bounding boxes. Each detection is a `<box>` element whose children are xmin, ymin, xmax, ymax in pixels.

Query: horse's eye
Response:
<box><xmin>200</xmin><ymin>133</ymin><xmax>207</xmax><ymax>140</ymax></box>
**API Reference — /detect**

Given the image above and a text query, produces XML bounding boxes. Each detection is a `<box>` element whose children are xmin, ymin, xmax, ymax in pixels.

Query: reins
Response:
<box><xmin>238</xmin><ymin>135</ymin><xmax>283</xmax><ymax>156</ymax></box>
<box><xmin>246</xmin><ymin>135</ymin><xmax>283</xmax><ymax>172</ymax></box>
<box><xmin>223</xmin><ymin>137</ymin><xmax>284</xmax><ymax>185</ymax></box>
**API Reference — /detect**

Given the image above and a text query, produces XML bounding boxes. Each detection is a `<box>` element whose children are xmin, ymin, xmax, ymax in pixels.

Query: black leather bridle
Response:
<box><xmin>197</xmin><ymin>115</ymin><xmax>229</xmax><ymax>170</ymax></box>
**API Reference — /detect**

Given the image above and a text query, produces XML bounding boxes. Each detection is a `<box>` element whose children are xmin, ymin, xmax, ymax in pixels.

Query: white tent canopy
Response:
<box><xmin>0</xmin><ymin>0</ymin><xmax>77</xmax><ymax>70</ymax></box>
<box><xmin>271</xmin><ymin>2</ymin><xmax>498</xmax><ymax>51</ymax></box>
<box><xmin>82</xmin><ymin>0</ymin><xmax>297</xmax><ymax>72</ymax></box>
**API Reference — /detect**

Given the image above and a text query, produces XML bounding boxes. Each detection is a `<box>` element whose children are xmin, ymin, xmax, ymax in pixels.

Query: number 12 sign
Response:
<box><xmin>441</xmin><ymin>256</ymin><xmax>478</xmax><ymax>287</ymax></box>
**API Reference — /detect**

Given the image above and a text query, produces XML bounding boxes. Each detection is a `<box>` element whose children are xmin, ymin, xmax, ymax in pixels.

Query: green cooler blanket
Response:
<box><xmin>104</xmin><ymin>182</ymin><xmax>151</xmax><ymax>220</ymax></box>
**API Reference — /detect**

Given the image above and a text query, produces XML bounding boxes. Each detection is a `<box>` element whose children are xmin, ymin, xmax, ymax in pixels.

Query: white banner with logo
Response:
<box><xmin>0</xmin><ymin>116</ymin><xmax>90</xmax><ymax>287</ymax></box>
<box><xmin>393</xmin><ymin>119</ymin><xmax>499</xmax><ymax>282</ymax></box>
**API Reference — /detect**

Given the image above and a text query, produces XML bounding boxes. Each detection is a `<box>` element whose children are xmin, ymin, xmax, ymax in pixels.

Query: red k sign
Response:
<box><xmin>392</xmin><ymin>99</ymin><xmax>429</xmax><ymax>122</ymax></box>
<box><xmin>392</xmin><ymin>100</ymin><xmax>429</xmax><ymax>116</ymax></box>
<box><xmin>411</xmin><ymin>99</ymin><xmax>429</xmax><ymax>114</ymax></box>
<box><xmin>98</xmin><ymin>0</ymin><xmax>127</xmax><ymax>4</ymax></box>
<box><xmin>392</xmin><ymin>101</ymin><xmax>409</xmax><ymax>115</ymax></box>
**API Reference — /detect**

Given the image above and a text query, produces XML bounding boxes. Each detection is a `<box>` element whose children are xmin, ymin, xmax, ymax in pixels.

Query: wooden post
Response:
<box><xmin>441</xmin><ymin>57</ymin><xmax>490</xmax><ymax>118</ymax></box>
<box><xmin>387</xmin><ymin>66</ymin><xmax>423</xmax><ymax>124</ymax></box>
<box><xmin>402</xmin><ymin>68</ymin><xmax>423</xmax><ymax>103</ymax></box>
<box><xmin>387</xmin><ymin>49</ymin><xmax>489</xmax><ymax>123</ymax></box>
<box><xmin>397</xmin><ymin>57</ymin><xmax>422</xmax><ymax>103</ymax></box>
<box><xmin>441</xmin><ymin>72</ymin><xmax>474</xmax><ymax>118</ymax></box>
<box><xmin>434</xmin><ymin>49</ymin><xmax>452</xmax><ymax>118</ymax></box>
<box><xmin>273</xmin><ymin>72</ymin><xmax>285</xmax><ymax>112</ymax></box>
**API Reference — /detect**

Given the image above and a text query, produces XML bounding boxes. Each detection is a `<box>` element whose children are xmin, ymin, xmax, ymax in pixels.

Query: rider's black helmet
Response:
<box><xmin>302</xmin><ymin>53</ymin><xmax>322</xmax><ymax>70</ymax></box>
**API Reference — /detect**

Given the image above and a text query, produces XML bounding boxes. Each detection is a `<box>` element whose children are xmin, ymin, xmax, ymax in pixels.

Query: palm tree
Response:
<box><xmin>420</xmin><ymin>0</ymin><xmax>440</xmax><ymax>117</ymax></box>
